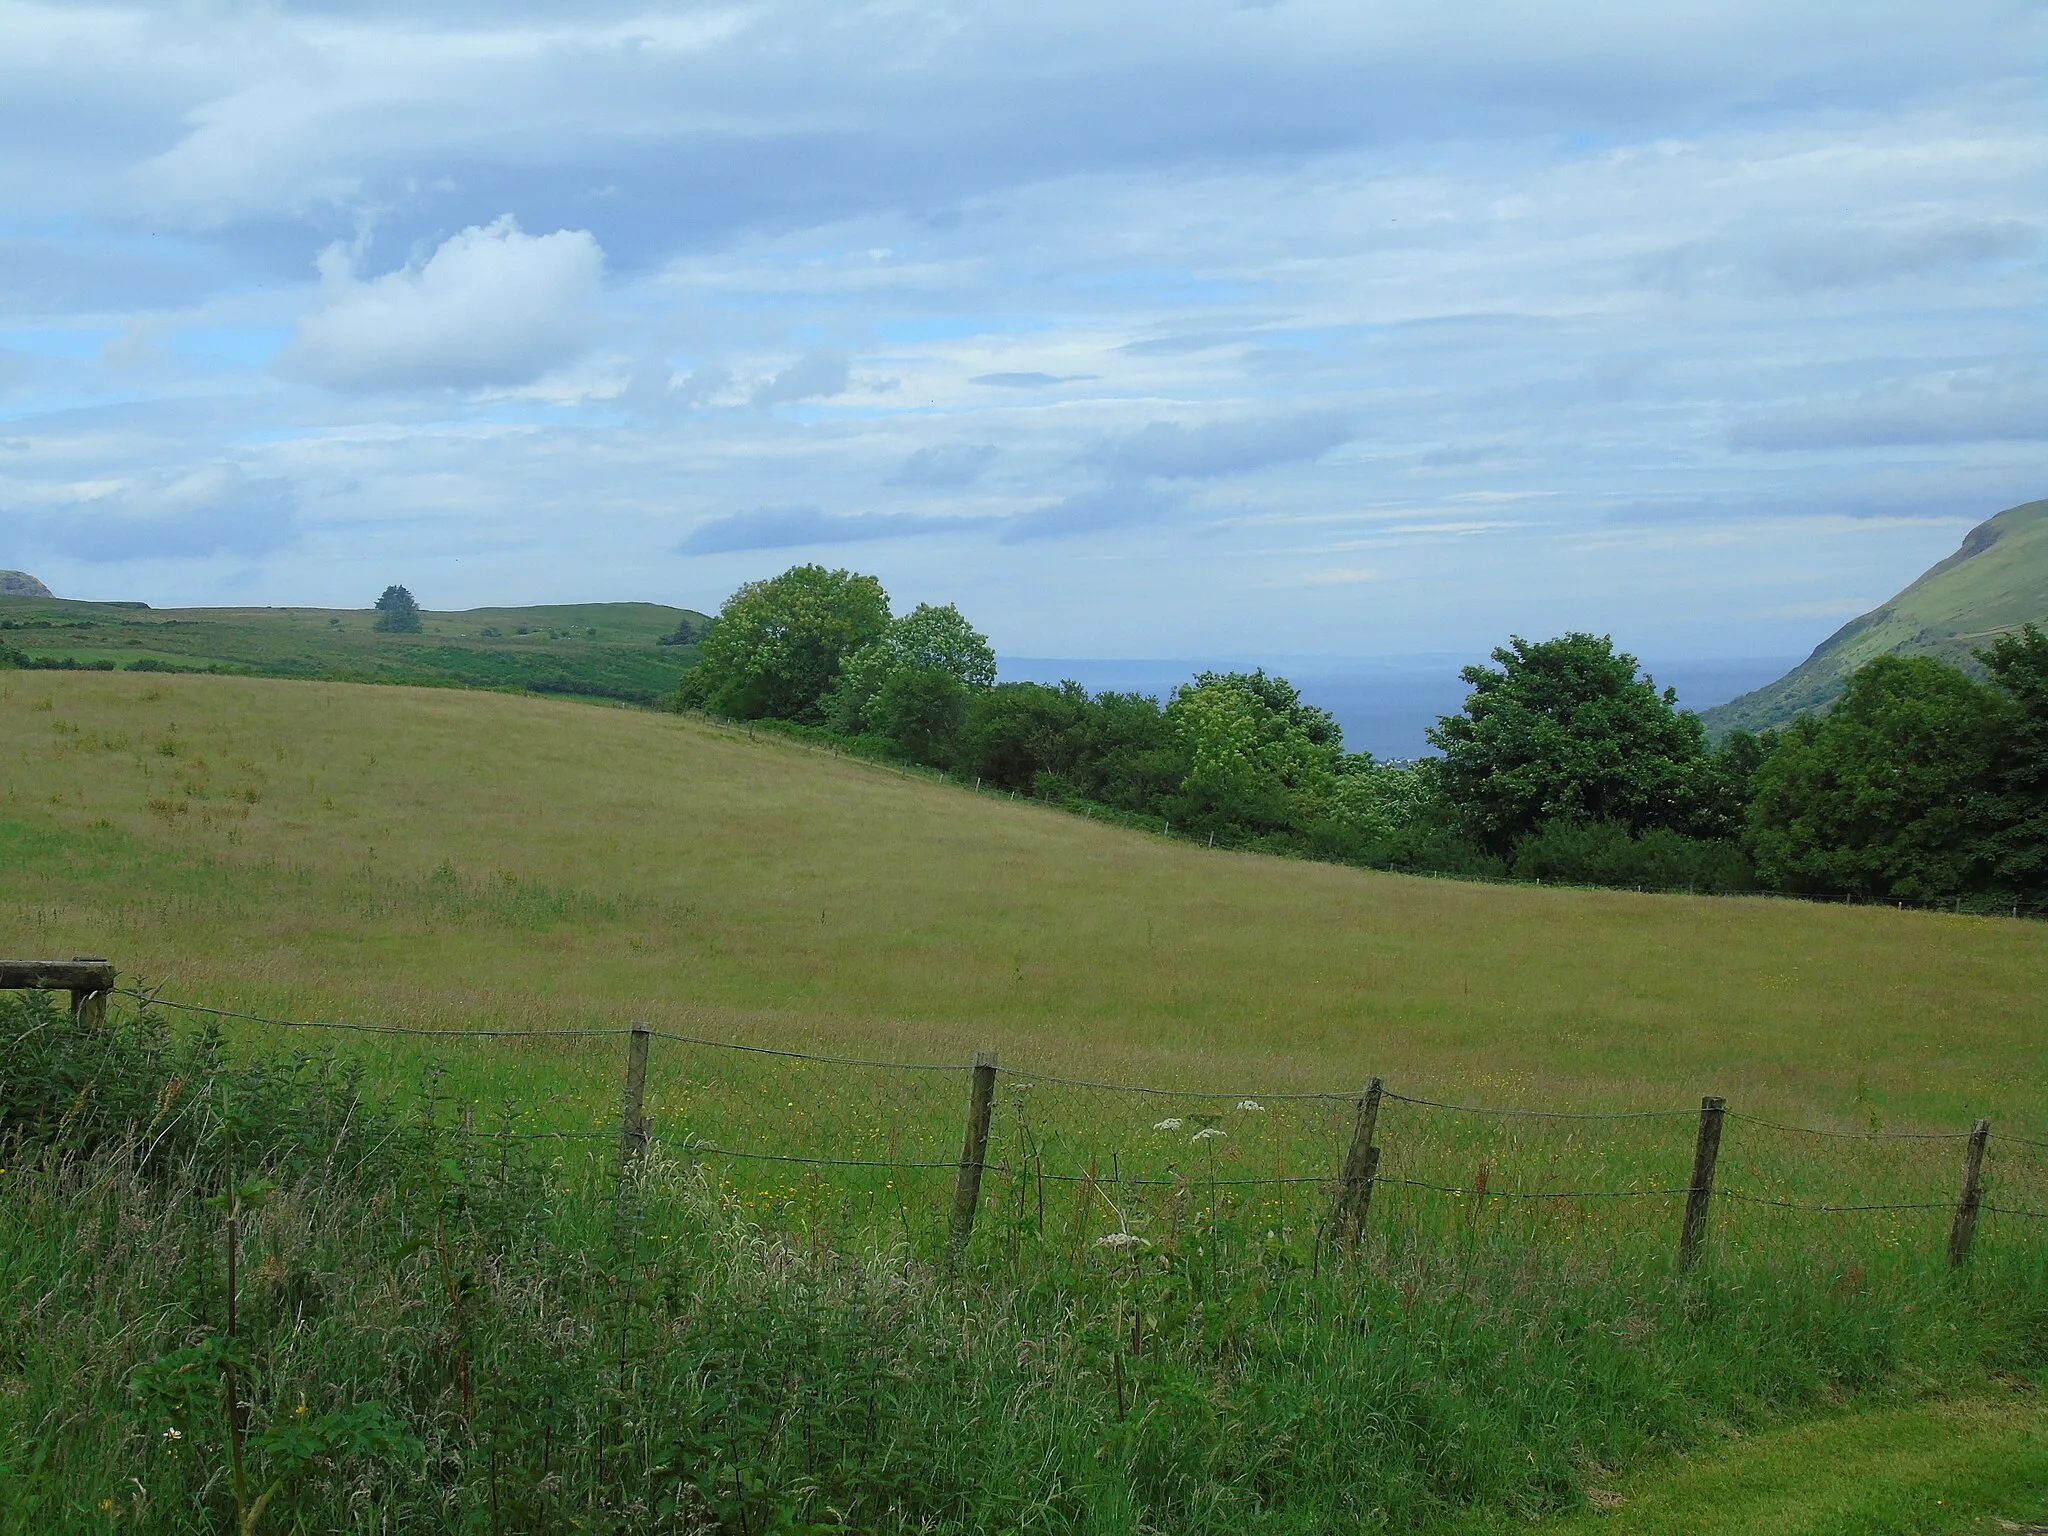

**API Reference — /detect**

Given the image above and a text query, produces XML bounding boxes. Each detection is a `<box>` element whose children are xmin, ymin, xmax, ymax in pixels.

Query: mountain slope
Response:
<box><xmin>0</xmin><ymin>595</ymin><xmax>710</xmax><ymax>705</ymax></box>
<box><xmin>1702</xmin><ymin>497</ymin><xmax>2048</xmax><ymax>735</ymax></box>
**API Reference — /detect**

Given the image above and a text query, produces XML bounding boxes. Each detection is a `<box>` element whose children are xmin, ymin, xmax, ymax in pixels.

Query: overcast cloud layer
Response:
<box><xmin>0</xmin><ymin>0</ymin><xmax>2041</xmax><ymax>660</ymax></box>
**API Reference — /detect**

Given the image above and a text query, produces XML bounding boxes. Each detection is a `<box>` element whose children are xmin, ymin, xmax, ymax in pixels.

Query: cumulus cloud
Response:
<box><xmin>893</xmin><ymin>443</ymin><xmax>999</xmax><ymax>487</ymax></box>
<box><xmin>751</xmin><ymin>351</ymin><xmax>851</xmax><ymax>408</ymax></box>
<box><xmin>1098</xmin><ymin>411</ymin><xmax>1353</xmax><ymax>479</ymax></box>
<box><xmin>22</xmin><ymin>463</ymin><xmax>297</xmax><ymax>562</ymax></box>
<box><xmin>680</xmin><ymin>505</ymin><xmax>985</xmax><ymax>555</ymax></box>
<box><xmin>277</xmin><ymin>217</ymin><xmax>603</xmax><ymax>391</ymax></box>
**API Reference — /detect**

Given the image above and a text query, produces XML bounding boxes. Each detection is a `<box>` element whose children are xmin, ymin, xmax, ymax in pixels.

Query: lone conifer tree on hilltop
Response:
<box><xmin>372</xmin><ymin>585</ymin><xmax>422</xmax><ymax>634</ymax></box>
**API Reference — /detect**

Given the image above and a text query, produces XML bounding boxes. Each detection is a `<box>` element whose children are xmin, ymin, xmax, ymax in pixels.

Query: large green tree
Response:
<box><xmin>1167</xmin><ymin>670</ymin><xmax>1344</xmax><ymax>837</ymax></box>
<box><xmin>824</xmin><ymin>603</ymin><xmax>997</xmax><ymax>736</ymax></box>
<box><xmin>1745</xmin><ymin>654</ymin><xmax>2009</xmax><ymax>900</ymax></box>
<box><xmin>1428</xmin><ymin>633</ymin><xmax>1715</xmax><ymax>855</ymax></box>
<box><xmin>682</xmin><ymin>565</ymin><xmax>890</xmax><ymax>722</ymax></box>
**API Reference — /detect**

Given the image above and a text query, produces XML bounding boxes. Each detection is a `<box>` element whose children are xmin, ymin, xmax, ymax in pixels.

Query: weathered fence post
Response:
<box><xmin>616</xmin><ymin>1021</ymin><xmax>651</xmax><ymax>1185</ymax></box>
<box><xmin>1679</xmin><ymin>1095</ymin><xmax>1726</xmax><ymax>1270</ymax></box>
<box><xmin>1947</xmin><ymin>1118</ymin><xmax>1991</xmax><ymax>1268</ymax></box>
<box><xmin>1331</xmin><ymin>1077</ymin><xmax>1385</xmax><ymax>1251</ymax></box>
<box><xmin>71</xmin><ymin>956</ymin><xmax>110</xmax><ymax>1028</ymax></box>
<box><xmin>948</xmin><ymin>1049</ymin><xmax>999</xmax><ymax>1258</ymax></box>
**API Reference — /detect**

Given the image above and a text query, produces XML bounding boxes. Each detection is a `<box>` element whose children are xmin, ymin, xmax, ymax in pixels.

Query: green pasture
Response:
<box><xmin>4</xmin><ymin>670</ymin><xmax>2048</xmax><ymax>1531</ymax></box>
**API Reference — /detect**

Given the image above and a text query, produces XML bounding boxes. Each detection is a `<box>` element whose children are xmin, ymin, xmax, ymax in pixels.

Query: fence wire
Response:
<box><xmin>78</xmin><ymin>986</ymin><xmax>2048</xmax><ymax>1262</ymax></box>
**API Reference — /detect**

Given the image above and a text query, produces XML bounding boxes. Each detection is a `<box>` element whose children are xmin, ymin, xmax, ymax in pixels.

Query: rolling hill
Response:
<box><xmin>0</xmin><ymin>591</ymin><xmax>709</xmax><ymax>705</ymax></box>
<box><xmin>1702</xmin><ymin>496</ymin><xmax>2048</xmax><ymax>734</ymax></box>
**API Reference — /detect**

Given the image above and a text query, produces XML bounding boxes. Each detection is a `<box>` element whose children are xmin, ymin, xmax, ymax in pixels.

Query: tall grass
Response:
<box><xmin>5</xmin><ymin>996</ymin><xmax>2046</xmax><ymax>1533</ymax></box>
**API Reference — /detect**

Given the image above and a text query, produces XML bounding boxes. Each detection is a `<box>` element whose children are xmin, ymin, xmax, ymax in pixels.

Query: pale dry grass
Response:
<box><xmin>4</xmin><ymin>671</ymin><xmax>2045</xmax><ymax>1134</ymax></box>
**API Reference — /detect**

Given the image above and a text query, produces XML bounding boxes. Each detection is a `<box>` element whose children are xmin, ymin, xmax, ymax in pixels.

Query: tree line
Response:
<box><xmin>675</xmin><ymin>564</ymin><xmax>2048</xmax><ymax>912</ymax></box>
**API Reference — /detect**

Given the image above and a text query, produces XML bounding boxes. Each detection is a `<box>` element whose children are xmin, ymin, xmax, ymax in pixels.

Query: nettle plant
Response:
<box><xmin>128</xmin><ymin>1116</ymin><xmax>416</xmax><ymax>1534</ymax></box>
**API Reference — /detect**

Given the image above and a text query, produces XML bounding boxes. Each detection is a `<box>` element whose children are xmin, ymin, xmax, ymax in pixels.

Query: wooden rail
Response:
<box><xmin>0</xmin><ymin>957</ymin><xmax>114</xmax><ymax>1025</ymax></box>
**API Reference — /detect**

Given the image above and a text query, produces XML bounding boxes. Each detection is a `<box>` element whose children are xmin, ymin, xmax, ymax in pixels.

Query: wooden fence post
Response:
<box><xmin>1679</xmin><ymin>1095</ymin><xmax>1726</xmax><ymax>1270</ymax></box>
<box><xmin>70</xmin><ymin>957</ymin><xmax>110</xmax><ymax>1028</ymax></box>
<box><xmin>1947</xmin><ymin>1119</ymin><xmax>1991</xmax><ymax>1268</ymax></box>
<box><xmin>1331</xmin><ymin>1077</ymin><xmax>1385</xmax><ymax>1251</ymax></box>
<box><xmin>617</xmin><ymin>1021</ymin><xmax>651</xmax><ymax>1185</ymax></box>
<box><xmin>948</xmin><ymin>1050</ymin><xmax>999</xmax><ymax>1258</ymax></box>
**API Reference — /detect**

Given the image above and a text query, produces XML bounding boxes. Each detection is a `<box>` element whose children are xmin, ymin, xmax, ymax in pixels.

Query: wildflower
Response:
<box><xmin>1095</xmin><ymin>1231</ymin><xmax>1147</xmax><ymax>1250</ymax></box>
<box><xmin>100</xmin><ymin>1499</ymin><xmax>113</xmax><ymax>1512</ymax></box>
<box><xmin>1191</xmin><ymin>1127</ymin><xmax>1226</xmax><ymax>1142</ymax></box>
<box><xmin>1237</xmin><ymin>1099</ymin><xmax>1265</xmax><ymax>1112</ymax></box>
<box><xmin>161</xmin><ymin>1428</ymin><xmax>182</xmax><ymax>1442</ymax></box>
<box><xmin>1153</xmin><ymin>1118</ymin><xmax>1184</xmax><ymax>1131</ymax></box>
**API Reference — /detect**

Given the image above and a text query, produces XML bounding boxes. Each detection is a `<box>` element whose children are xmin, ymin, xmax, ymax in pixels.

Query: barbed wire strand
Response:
<box><xmin>1724</xmin><ymin>1112</ymin><xmax>1974</xmax><ymax>1143</ymax></box>
<box><xmin>1383</xmin><ymin>1091</ymin><xmax>1694</xmax><ymax>1122</ymax></box>
<box><xmin>645</xmin><ymin>1028</ymin><xmax>969</xmax><ymax>1073</ymax></box>
<box><xmin>106</xmin><ymin>987</ymin><xmax>2036</xmax><ymax>1150</ymax></box>
<box><xmin>120</xmin><ymin>991</ymin><xmax>633</xmax><ymax>1040</ymax></box>
<box><xmin>1716</xmin><ymin>1192</ymin><xmax>1957</xmax><ymax>1214</ymax></box>
<box><xmin>997</xmin><ymin>1066</ymin><xmax>1349</xmax><ymax>1102</ymax></box>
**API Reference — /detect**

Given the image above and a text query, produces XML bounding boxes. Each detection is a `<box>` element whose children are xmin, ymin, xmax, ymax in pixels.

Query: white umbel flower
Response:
<box><xmin>1191</xmin><ymin>1126</ymin><xmax>1226</xmax><ymax>1142</ymax></box>
<box><xmin>1153</xmin><ymin>1117</ymin><xmax>1184</xmax><ymax>1131</ymax></box>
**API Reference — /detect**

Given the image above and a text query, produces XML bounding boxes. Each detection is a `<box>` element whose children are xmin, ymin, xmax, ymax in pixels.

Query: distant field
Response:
<box><xmin>5</xmin><ymin>669</ymin><xmax>2043</xmax><ymax>1131</ymax></box>
<box><xmin>0</xmin><ymin>592</ymin><xmax>706</xmax><ymax>704</ymax></box>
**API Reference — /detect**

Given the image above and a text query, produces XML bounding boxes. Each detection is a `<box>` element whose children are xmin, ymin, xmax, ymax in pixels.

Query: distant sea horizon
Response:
<box><xmin>996</xmin><ymin>654</ymin><xmax>1803</xmax><ymax>760</ymax></box>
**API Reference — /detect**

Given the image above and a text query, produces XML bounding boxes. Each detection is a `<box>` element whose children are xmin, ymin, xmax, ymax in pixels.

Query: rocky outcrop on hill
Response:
<box><xmin>0</xmin><ymin>571</ymin><xmax>52</xmax><ymax>597</ymax></box>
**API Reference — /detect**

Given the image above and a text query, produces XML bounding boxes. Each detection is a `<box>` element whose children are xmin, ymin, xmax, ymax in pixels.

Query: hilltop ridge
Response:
<box><xmin>1702</xmin><ymin>497</ymin><xmax>2048</xmax><ymax>735</ymax></box>
<box><xmin>0</xmin><ymin>594</ymin><xmax>711</xmax><ymax>705</ymax></box>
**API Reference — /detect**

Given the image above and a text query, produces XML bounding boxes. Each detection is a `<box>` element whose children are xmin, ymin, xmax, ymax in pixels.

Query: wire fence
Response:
<box><xmin>65</xmin><ymin>983</ymin><xmax>2045</xmax><ymax>1274</ymax></box>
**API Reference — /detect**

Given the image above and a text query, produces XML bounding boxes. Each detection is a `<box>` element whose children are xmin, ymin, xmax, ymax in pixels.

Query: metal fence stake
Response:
<box><xmin>948</xmin><ymin>1050</ymin><xmax>998</xmax><ymax>1258</ymax></box>
<box><xmin>1947</xmin><ymin>1119</ymin><xmax>1991</xmax><ymax>1267</ymax></box>
<box><xmin>1679</xmin><ymin>1095</ymin><xmax>1726</xmax><ymax>1270</ymax></box>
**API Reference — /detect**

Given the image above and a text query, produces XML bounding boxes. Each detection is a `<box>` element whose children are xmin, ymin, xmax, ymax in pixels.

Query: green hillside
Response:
<box><xmin>0</xmin><ymin>591</ymin><xmax>709</xmax><ymax>705</ymax></box>
<box><xmin>1703</xmin><ymin>497</ymin><xmax>2048</xmax><ymax>734</ymax></box>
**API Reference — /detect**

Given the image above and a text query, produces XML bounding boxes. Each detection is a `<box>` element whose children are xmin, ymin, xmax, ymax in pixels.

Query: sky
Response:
<box><xmin>0</xmin><ymin>0</ymin><xmax>2042</xmax><ymax>662</ymax></box>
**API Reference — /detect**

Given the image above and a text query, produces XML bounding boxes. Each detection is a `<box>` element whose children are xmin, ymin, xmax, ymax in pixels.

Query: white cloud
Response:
<box><xmin>277</xmin><ymin>217</ymin><xmax>603</xmax><ymax>392</ymax></box>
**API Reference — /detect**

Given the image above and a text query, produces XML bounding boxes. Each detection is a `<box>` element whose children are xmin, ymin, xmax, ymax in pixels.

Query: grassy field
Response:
<box><xmin>5</xmin><ymin>669</ymin><xmax>2048</xmax><ymax>1532</ymax></box>
<box><xmin>0</xmin><ymin>592</ymin><xmax>707</xmax><ymax>705</ymax></box>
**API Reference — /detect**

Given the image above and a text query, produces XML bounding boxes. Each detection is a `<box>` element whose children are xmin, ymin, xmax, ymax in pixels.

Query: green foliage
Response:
<box><xmin>1979</xmin><ymin>624</ymin><xmax>2048</xmax><ymax>898</ymax></box>
<box><xmin>1166</xmin><ymin>669</ymin><xmax>1345</xmax><ymax>838</ymax></box>
<box><xmin>1430</xmin><ymin>634</ymin><xmax>1721</xmax><ymax>855</ymax></box>
<box><xmin>371</xmin><ymin>584</ymin><xmax>422</xmax><ymax>634</ymax></box>
<box><xmin>1512</xmin><ymin>820</ymin><xmax>1753</xmax><ymax>892</ymax></box>
<box><xmin>1746</xmin><ymin>655</ymin><xmax>2010</xmax><ymax>901</ymax></box>
<box><xmin>686</xmin><ymin>564</ymin><xmax>891</xmax><ymax>722</ymax></box>
<box><xmin>824</xmin><ymin>602</ymin><xmax>996</xmax><ymax>742</ymax></box>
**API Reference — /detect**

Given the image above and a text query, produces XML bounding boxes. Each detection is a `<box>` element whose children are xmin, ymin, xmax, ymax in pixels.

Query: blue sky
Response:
<box><xmin>0</xmin><ymin>0</ymin><xmax>2042</xmax><ymax>661</ymax></box>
